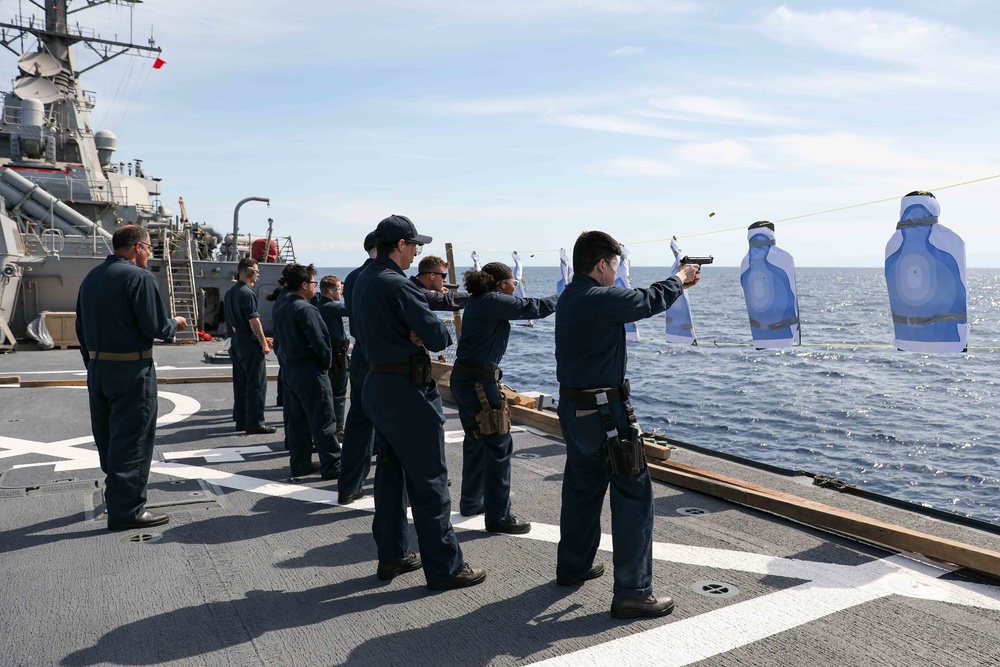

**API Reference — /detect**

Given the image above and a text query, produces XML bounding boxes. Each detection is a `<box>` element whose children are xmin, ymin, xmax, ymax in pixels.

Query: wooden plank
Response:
<box><xmin>18</xmin><ymin>374</ymin><xmax>278</xmax><ymax>388</ymax></box>
<box><xmin>648</xmin><ymin>459</ymin><xmax>1000</xmax><ymax>579</ymax></box>
<box><xmin>0</xmin><ymin>376</ymin><xmax>20</xmax><ymax>385</ymax></box>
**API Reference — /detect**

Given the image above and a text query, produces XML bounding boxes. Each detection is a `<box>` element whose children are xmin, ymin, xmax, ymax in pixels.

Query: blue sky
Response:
<box><xmin>5</xmin><ymin>1</ymin><xmax>1000</xmax><ymax>266</ymax></box>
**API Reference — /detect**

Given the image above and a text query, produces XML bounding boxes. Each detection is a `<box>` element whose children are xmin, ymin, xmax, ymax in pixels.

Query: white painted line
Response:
<box><xmin>162</xmin><ymin>445</ymin><xmax>274</xmax><ymax>463</ymax></box>
<box><xmin>445</xmin><ymin>430</ymin><xmax>465</xmax><ymax>444</ymax></box>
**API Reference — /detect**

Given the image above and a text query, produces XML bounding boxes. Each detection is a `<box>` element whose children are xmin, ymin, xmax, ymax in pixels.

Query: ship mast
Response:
<box><xmin>1</xmin><ymin>0</ymin><xmax>161</xmax><ymax>81</ymax></box>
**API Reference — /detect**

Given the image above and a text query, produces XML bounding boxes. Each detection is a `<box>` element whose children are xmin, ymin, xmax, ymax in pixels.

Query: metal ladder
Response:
<box><xmin>161</xmin><ymin>228</ymin><xmax>199</xmax><ymax>343</ymax></box>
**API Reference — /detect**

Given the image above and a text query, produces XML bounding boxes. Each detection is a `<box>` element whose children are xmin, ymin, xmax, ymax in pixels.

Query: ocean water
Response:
<box><xmin>320</xmin><ymin>265</ymin><xmax>1000</xmax><ymax>525</ymax></box>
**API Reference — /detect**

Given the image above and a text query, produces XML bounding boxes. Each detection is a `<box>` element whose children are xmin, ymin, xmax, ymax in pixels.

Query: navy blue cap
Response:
<box><xmin>375</xmin><ymin>214</ymin><xmax>432</xmax><ymax>245</ymax></box>
<box><xmin>363</xmin><ymin>230</ymin><xmax>378</xmax><ymax>251</ymax></box>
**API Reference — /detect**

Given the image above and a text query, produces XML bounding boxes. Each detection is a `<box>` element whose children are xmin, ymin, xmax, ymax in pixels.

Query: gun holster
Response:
<box><xmin>410</xmin><ymin>351</ymin><xmax>433</xmax><ymax>386</ymax></box>
<box><xmin>333</xmin><ymin>343</ymin><xmax>350</xmax><ymax>372</ymax></box>
<box><xmin>597</xmin><ymin>396</ymin><xmax>646</xmax><ymax>478</ymax></box>
<box><xmin>473</xmin><ymin>382</ymin><xmax>511</xmax><ymax>438</ymax></box>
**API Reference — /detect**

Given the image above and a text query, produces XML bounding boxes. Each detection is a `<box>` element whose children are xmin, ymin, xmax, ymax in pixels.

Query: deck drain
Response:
<box><xmin>676</xmin><ymin>507</ymin><xmax>710</xmax><ymax>516</ymax></box>
<box><xmin>514</xmin><ymin>453</ymin><xmax>540</xmax><ymax>459</ymax></box>
<box><xmin>692</xmin><ymin>580</ymin><xmax>740</xmax><ymax>599</ymax></box>
<box><xmin>273</xmin><ymin>548</ymin><xmax>300</xmax><ymax>559</ymax></box>
<box><xmin>120</xmin><ymin>532</ymin><xmax>163</xmax><ymax>545</ymax></box>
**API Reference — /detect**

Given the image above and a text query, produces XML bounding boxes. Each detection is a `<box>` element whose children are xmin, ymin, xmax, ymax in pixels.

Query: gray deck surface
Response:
<box><xmin>1</xmin><ymin>343</ymin><xmax>999</xmax><ymax>667</ymax></box>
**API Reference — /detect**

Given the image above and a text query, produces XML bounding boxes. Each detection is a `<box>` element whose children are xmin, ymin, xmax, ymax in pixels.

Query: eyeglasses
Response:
<box><xmin>503</xmin><ymin>279</ymin><xmax>520</xmax><ymax>287</ymax></box>
<box><xmin>406</xmin><ymin>242</ymin><xmax>424</xmax><ymax>256</ymax></box>
<box><xmin>136</xmin><ymin>241</ymin><xmax>152</xmax><ymax>253</ymax></box>
<box><xmin>330</xmin><ymin>286</ymin><xmax>342</xmax><ymax>291</ymax></box>
<box><xmin>308</xmin><ymin>280</ymin><xmax>318</xmax><ymax>285</ymax></box>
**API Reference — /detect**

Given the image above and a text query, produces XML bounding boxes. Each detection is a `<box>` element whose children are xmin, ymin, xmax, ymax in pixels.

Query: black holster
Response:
<box><xmin>596</xmin><ymin>396</ymin><xmax>645</xmax><ymax>478</ymax></box>
<box><xmin>332</xmin><ymin>342</ymin><xmax>350</xmax><ymax>372</ymax></box>
<box><xmin>410</xmin><ymin>350</ymin><xmax>433</xmax><ymax>385</ymax></box>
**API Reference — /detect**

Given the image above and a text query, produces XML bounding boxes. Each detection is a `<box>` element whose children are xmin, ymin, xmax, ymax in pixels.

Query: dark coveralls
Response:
<box><xmin>339</xmin><ymin>258</ymin><xmax>374</xmax><ymax>500</ymax></box>
<box><xmin>407</xmin><ymin>275</ymin><xmax>470</xmax><ymax>311</ymax></box>
<box><xmin>554</xmin><ymin>273</ymin><xmax>684</xmax><ymax>599</ymax></box>
<box><xmin>354</xmin><ymin>255</ymin><xmax>464</xmax><ymax>585</ymax></box>
<box><xmin>317</xmin><ymin>296</ymin><xmax>349</xmax><ymax>433</ymax></box>
<box><xmin>272</xmin><ymin>294</ymin><xmax>341</xmax><ymax>477</ymax></box>
<box><xmin>452</xmin><ymin>291</ymin><xmax>557</xmax><ymax>524</ymax></box>
<box><xmin>75</xmin><ymin>255</ymin><xmax>177</xmax><ymax>523</ymax></box>
<box><xmin>223</xmin><ymin>282</ymin><xmax>267</xmax><ymax>429</ymax></box>
<box><xmin>274</xmin><ymin>288</ymin><xmax>290</xmax><ymax>407</ymax></box>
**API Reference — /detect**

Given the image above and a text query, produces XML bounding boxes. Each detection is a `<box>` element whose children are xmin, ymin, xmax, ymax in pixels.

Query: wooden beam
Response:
<box><xmin>18</xmin><ymin>374</ymin><xmax>279</xmax><ymax>388</ymax></box>
<box><xmin>648</xmin><ymin>459</ymin><xmax>1000</xmax><ymax>579</ymax></box>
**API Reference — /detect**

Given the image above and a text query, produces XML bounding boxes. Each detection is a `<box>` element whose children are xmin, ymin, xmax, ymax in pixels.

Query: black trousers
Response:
<box><xmin>283</xmin><ymin>363</ymin><xmax>341</xmax><ymax>477</ymax></box>
<box><xmin>87</xmin><ymin>358</ymin><xmax>158</xmax><ymax>523</ymax></box>
<box><xmin>230</xmin><ymin>337</ymin><xmax>267</xmax><ymax>428</ymax></box>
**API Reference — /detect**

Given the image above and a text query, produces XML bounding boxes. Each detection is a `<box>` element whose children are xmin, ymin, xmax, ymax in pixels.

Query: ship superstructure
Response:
<box><xmin>0</xmin><ymin>0</ymin><xmax>290</xmax><ymax>348</ymax></box>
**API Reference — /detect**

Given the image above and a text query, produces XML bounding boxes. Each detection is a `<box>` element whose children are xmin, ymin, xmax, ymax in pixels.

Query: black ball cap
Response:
<box><xmin>363</xmin><ymin>230</ymin><xmax>378</xmax><ymax>251</ymax></box>
<box><xmin>375</xmin><ymin>214</ymin><xmax>433</xmax><ymax>245</ymax></box>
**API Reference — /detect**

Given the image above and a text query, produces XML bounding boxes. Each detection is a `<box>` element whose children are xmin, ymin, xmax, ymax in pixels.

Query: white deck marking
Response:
<box><xmin>1</xmin><ymin>386</ymin><xmax>999</xmax><ymax>663</ymax></box>
<box><xmin>162</xmin><ymin>446</ymin><xmax>274</xmax><ymax>463</ymax></box>
<box><xmin>444</xmin><ymin>425</ymin><xmax>556</xmax><ymax>445</ymax></box>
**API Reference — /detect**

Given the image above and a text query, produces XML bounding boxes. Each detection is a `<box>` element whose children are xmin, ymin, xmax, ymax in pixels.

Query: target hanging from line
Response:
<box><xmin>556</xmin><ymin>248</ymin><xmax>573</xmax><ymax>295</ymax></box>
<box><xmin>614</xmin><ymin>245</ymin><xmax>640</xmax><ymax>342</ymax></box>
<box><xmin>664</xmin><ymin>238</ymin><xmax>697</xmax><ymax>345</ymax></box>
<box><xmin>511</xmin><ymin>251</ymin><xmax>533</xmax><ymax>326</ymax></box>
<box><xmin>884</xmin><ymin>192</ymin><xmax>967</xmax><ymax>353</ymax></box>
<box><xmin>740</xmin><ymin>222</ymin><xmax>800</xmax><ymax>349</ymax></box>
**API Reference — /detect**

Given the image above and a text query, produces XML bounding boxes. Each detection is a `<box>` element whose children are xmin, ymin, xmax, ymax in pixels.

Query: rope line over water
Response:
<box><xmin>456</xmin><ymin>172</ymin><xmax>1000</xmax><ymax>256</ymax></box>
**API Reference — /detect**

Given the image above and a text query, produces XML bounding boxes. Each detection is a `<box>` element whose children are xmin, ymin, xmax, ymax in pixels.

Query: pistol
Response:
<box><xmin>679</xmin><ymin>255</ymin><xmax>714</xmax><ymax>267</ymax></box>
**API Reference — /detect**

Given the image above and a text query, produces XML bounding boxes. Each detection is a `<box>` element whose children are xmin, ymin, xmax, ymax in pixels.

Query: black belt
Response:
<box><xmin>369</xmin><ymin>363</ymin><xmax>411</xmax><ymax>375</ymax></box>
<box><xmin>88</xmin><ymin>349</ymin><xmax>153</xmax><ymax>361</ymax></box>
<box><xmin>453</xmin><ymin>361</ymin><xmax>502</xmax><ymax>382</ymax></box>
<box><xmin>559</xmin><ymin>379</ymin><xmax>630</xmax><ymax>404</ymax></box>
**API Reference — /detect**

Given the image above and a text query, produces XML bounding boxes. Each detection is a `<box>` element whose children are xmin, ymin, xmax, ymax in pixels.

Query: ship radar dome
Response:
<box><xmin>95</xmin><ymin>129</ymin><xmax>118</xmax><ymax>167</ymax></box>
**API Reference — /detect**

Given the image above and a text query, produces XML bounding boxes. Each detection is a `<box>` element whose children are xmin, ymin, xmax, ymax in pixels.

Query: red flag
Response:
<box><xmin>152</xmin><ymin>57</ymin><xmax>166</xmax><ymax>69</ymax></box>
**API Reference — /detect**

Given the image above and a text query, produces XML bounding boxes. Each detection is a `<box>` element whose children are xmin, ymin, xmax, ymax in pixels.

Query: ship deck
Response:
<box><xmin>2</xmin><ymin>342</ymin><xmax>999</xmax><ymax>667</ymax></box>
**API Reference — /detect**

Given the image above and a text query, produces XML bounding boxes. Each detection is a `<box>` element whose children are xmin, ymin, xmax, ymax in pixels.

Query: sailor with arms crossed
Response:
<box><xmin>554</xmin><ymin>230</ymin><xmax>699</xmax><ymax>618</ymax></box>
<box><xmin>354</xmin><ymin>214</ymin><xmax>486</xmax><ymax>590</ymax></box>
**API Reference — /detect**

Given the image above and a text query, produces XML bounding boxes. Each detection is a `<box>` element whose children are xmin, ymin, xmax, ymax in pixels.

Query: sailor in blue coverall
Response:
<box><xmin>452</xmin><ymin>261</ymin><xmax>557</xmax><ymax>533</ymax></box>
<box><xmin>338</xmin><ymin>231</ymin><xmax>377</xmax><ymax>505</ymax></box>
<box><xmin>554</xmin><ymin>230</ymin><xmax>698</xmax><ymax>619</ymax></box>
<box><xmin>75</xmin><ymin>225</ymin><xmax>187</xmax><ymax>530</ymax></box>
<box><xmin>316</xmin><ymin>275</ymin><xmax>350</xmax><ymax>437</ymax></box>
<box><xmin>223</xmin><ymin>257</ymin><xmax>274</xmax><ymax>434</ymax></box>
<box><xmin>354</xmin><ymin>214</ymin><xmax>486</xmax><ymax>590</ymax></box>
<box><xmin>272</xmin><ymin>264</ymin><xmax>341</xmax><ymax>479</ymax></box>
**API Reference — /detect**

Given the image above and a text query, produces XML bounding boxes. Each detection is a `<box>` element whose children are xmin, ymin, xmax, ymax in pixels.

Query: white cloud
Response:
<box><xmin>677</xmin><ymin>140</ymin><xmax>761</xmax><ymax>168</ymax></box>
<box><xmin>755</xmin><ymin>132</ymin><xmax>992</xmax><ymax>182</ymax></box>
<box><xmin>549</xmin><ymin>114</ymin><xmax>696</xmax><ymax>140</ymax></box>
<box><xmin>600</xmin><ymin>157</ymin><xmax>676</xmax><ymax>178</ymax></box>
<box><xmin>646</xmin><ymin>95</ymin><xmax>804</xmax><ymax>126</ymax></box>
<box><xmin>415</xmin><ymin>95</ymin><xmax>592</xmax><ymax>116</ymax></box>
<box><xmin>609</xmin><ymin>46</ymin><xmax>646</xmax><ymax>57</ymax></box>
<box><xmin>377</xmin><ymin>0</ymin><xmax>702</xmax><ymax>19</ymax></box>
<box><xmin>759</xmin><ymin>6</ymin><xmax>955</xmax><ymax>66</ymax></box>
